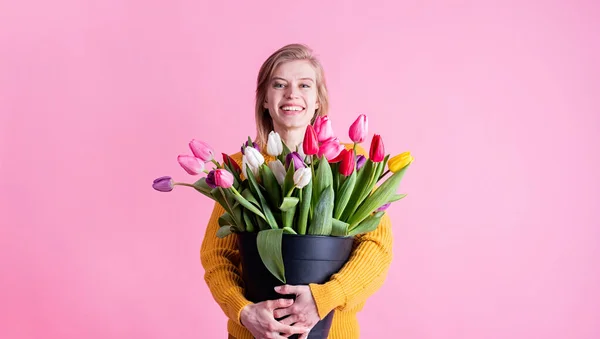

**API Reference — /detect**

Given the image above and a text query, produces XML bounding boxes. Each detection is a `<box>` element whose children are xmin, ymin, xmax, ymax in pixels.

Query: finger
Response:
<box><xmin>273</xmin><ymin>306</ymin><xmax>294</xmax><ymax>319</ymax></box>
<box><xmin>266</xmin><ymin>298</ymin><xmax>294</xmax><ymax>311</ymax></box>
<box><xmin>272</xmin><ymin>322</ymin><xmax>309</xmax><ymax>336</ymax></box>
<box><xmin>278</xmin><ymin>314</ymin><xmax>300</xmax><ymax>326</ymax></box>
<box><xmin>298</xmin><ymin>330</ymin><xmax>311</xmax><ymax>339</ymax></box>
<box><xmin>274</xmin><ymin>284</ymin><xmax>299</xmax><ymax>295</ymax></box>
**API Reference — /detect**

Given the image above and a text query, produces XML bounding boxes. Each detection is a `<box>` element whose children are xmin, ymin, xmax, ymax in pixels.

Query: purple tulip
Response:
<box><xmin>376</xmin><ymin>202</ymin><xmax>391</xmax><ymax>212</ymax></box>
<box><xmin>356</xmin><ymin>155</ymin><xmax>367</xmax><ymax>171</ymax></box>
<box><xmin>286</xmin><ymin>151</ymin><xmax>306</xmax><ymax>170</ymax></box>
<box><xmin>205</xmin><ymin>170</ymin><xmax>217</xmax><ymax>188</ymax></box>
<box><xmin>153</xmin><ymin>176</ymin><xmax>174</xmax><ymax>192</ymax></box>
<box><xmin>241</xmin><ymin>141</ymin><xmax>260</xmax><ymax>154</ymax></box>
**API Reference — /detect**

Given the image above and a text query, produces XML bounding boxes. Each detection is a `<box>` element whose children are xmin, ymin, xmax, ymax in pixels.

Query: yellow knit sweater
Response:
<box><xmin>199</xmin><ymin>144</ymin><xmax>393</xmax><ymax>339</ymax></box>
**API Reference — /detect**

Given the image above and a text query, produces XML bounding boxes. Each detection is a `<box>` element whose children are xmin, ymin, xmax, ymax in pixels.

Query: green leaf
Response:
<box><xmin>242</xmin><ymin>208</ymin><xmax>255</xmax><ymax>232</ymax></box>
<box><xmin>348</xmin><ymin>211</ymin><xmax>384</xmax><ymax>236</ymax></box>
<box><xmin>334</xmin><ymin>170</ymin><xmax>356</xmax><ymax>220</ymax></box>
<box><xmin>348</xmin><ymin>164</ymin><xmax>410</xmax><ymax>227</ymax></box>
<box><xmin>282</xmin><ymin>227</ymin><xmax>297</xmax><ymax>234</ymax></box>
<box><xmin>279</xmin><ymin>197</ymin><xmax>299</xmax><ymax>211</ymax></box>
<box><xmin>315</xmin><ymin>156</ymin><xmax>333</xmax><ymax>197</ymax></box>
<box><xmin>216</xmin><ymin>226</ymin><xmax>234</xmax><ymax>238</ymax></box>
<box><xmin>257</xmin><ymin>229</ymin><xmax>286</xmax><ymax>283</ymax></box>
<box><xmin>340</xmin><ymin>160</ymin><xmax>375</xmax><ymax>221</ymax></box>
<box><xmin>308</xmin><ymin>185</ymin><xmax>334</xmax><ymax>236</ymax></box>
<box><xmin>192</xmin><ymin>178</ymin><xmax>214</xmax><ymax>199</ymax></box>
<box><xmin>297</xmin><ymin>183</ymin><xmax>312</xmax><ymax>235</ymax></box>
<box><xmin>218</xmin><ymin>213</ymin><xmax>235</xmax><ymax>228</ymax></box>
<box><xmin>388</xmin><ymin>193</ymin><xmax>407</xmax><ymax>203</ymax></box>
<box><xmin>231</xmin><ymin>188</ymin><xmax>266</xmax><ymax>221</ymax></box>
<box><xmin>246</xmin><ymin>167</ymin><xmax>279</xmax><ymax>229</ymax></box>
<box><xmin>241</xmin><ymin>188</ymin><xmax>260</xmax><ymax>208</ymax></box>
<box><xmin>331</xmin><ymin>218</ymin><xmax>349</xmax><ymax>236</ymax></box>
<box><xmin>261</xmin><ymin>164</ymin><xmax>282</xmax><ymax>206</ymax></box>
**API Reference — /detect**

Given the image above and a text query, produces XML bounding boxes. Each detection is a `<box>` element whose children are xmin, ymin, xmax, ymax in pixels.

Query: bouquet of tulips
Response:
<box><xmin>153</xmin><ymin>114</ymin><xmax>413</xmax><ymax>283</ymax></box>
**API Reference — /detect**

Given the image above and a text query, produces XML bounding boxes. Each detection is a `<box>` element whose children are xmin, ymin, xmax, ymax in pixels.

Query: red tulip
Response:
<box><xmin>302</xmin><ymin>125</ymin><xmax>319</xmax><ymax>155</ymax></box>
<box><xmin>369</xmin><ymin>134</ymin><xmax>385</xmax><ymax>162</ymax></box>
<box><xmin>349</xmin><ymin>114</ymin><xmax>368</xmax><ymax>143</ymax></box>
<box><xmin>338</xmin><ymin>149</ymin><xmax>355</xmax><ymax>176</ymax></box>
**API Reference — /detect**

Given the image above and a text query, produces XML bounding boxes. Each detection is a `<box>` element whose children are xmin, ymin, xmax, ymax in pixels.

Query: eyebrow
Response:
<box><xmin>271</xmin><ymin>77</ymin><xmax>315</xmax><ymax>82</ymax></box>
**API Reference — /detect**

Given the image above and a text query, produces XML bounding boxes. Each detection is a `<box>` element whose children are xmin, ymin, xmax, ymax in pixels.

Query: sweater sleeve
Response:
<box><xmin>200</xmin><ymin>200</ymin><xmax>252</xmax><ymax>325</ymax></box>
<box><xmin>308</xmin><ymin>143</ymin><xmax>394</xmax><ymax>318</ymax></box>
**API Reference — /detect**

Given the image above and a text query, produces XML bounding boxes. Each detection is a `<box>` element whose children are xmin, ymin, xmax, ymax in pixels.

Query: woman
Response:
<box><xmin>200</xmin><ymin>43</ymin><xmax>393</xmax><ymax>339</ymax></box>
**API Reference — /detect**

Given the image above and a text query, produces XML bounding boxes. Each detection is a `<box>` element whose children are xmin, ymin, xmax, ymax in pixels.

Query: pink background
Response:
<box><xmin>1</xmin><ymin>0</ymin><xmax>599</xmax><ymax>338</ymax></box>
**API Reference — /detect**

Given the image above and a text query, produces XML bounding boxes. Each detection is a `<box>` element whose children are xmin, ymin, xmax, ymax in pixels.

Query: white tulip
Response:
<box><xmin>293</xmin><ymin>167</ymin><xmax>312</xmax><ymax>189</ymax></box>
<box><xmin>244</xmin><ymin>146</ymin><xmax>265</xmax><ymax>168</ymax></box>
<box><xmin>266</xmin><ymin>131</ymin><xmax>283</xmax><ymax>157</ymax></box>
<box><xmin>267</xmin><ymin>160</ymin><xmax>286</xmax><ymax>185</ymax></box>
<box><xmin>242</xmin><ymin>154</ymin><xmax>259</xmax><ymax>178</ymax></box>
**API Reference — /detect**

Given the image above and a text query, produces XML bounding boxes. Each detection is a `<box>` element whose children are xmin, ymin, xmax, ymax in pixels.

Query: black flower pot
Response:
<box><xmin>237</xmin><ymin>232</ymin><xmax>354</xmax><ymax>339</ymax></box>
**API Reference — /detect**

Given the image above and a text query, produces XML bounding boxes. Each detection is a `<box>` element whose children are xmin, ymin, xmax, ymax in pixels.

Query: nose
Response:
<box><xmin>285</xmin><ymin>85</ymin><xmax>300</xmax><ymax>98</ymax></box>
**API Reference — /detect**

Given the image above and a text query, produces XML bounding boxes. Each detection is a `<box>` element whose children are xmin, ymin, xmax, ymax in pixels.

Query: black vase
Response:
<box><xmin>237</xmin><ymin>232</ymin><xmax>354</xmax><ymax>339</ymax></box>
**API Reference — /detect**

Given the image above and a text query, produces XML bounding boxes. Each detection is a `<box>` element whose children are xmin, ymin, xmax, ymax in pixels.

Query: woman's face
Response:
<box><xmin>263</xmin><ymin>60</ymin><xmax>320</xmax><ymax>132</ymax></box>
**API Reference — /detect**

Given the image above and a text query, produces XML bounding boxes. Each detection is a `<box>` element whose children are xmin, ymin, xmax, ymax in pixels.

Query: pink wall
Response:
<box><xmin>1</xmin><ymin>1</ymin><xmax>599</xmax><ymax>338</ymax></box>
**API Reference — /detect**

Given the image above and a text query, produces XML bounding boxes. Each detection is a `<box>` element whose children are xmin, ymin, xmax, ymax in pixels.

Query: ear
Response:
<box><xmin>315</xmin><ymin>101</ymin><xmax>320</xmax><ymax>109</ymax></box>
<box><xmin>263</xmin><ymin>99</ymin><xmax>269</xmax><ymax>109</ymax></box>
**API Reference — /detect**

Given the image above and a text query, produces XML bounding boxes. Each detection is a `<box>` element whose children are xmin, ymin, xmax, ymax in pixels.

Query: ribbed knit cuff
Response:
<box><xmin>309</xmin><ymin>279</ymin><xmax>346</xmax><ymax>319</ymax></box>
<box><xmin>225</xmin><ymin>290</ymin><xmax>253</xmax><ymax>326</ymax></box>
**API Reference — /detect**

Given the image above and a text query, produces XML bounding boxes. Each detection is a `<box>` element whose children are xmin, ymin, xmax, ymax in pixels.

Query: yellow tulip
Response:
<box><xmin>388</xmin><ymin>151</ymin><xmax>413</xmax><ymax>173</ymax></box>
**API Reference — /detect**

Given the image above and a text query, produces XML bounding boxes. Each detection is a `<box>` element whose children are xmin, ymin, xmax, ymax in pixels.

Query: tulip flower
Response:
<box><xmin>376</xmin><ymin>202</ymin><xmax>391</xmax><ymax>212</ymax></box>
<box><xmin>267</xmin><ymin>160</ymin><xmax>286</xmax><ymax>185</ymax></box>
<box><xmin>317</xmin><ymin>138</ymin><xmax>344</xmax><ymax>162</ymax></box>
<box><xmin>293</xmin><ymin>167</ymin><xmax>312</xmax><ymax>188</ymax></box>
<box><xmin>177</xmin><ymin>155</ymin><xmax>205</xmax><ymax>175</ymax></box>
<box><xmin>356</xmin><ymin>155</ymin><xmax>367</xmax><ymax>171</ymax></box>
<box><xmin>241</xmin><ymin>140</ymin><xmax>260</xmax><ymax>154</ymax></box>
<box><xmin>242</xmin><ymin>155</ymin><xmax>259</xmax><ymax>178</ymax></box>
<box><xmin>205</xmin><ymin>170</ymin><xmax>217</xmax><ymax>188</ymax></box>
<box><xmin>267</xmin><ymin>131</ymin><xmax>283</xmax><ymax>156</ymax></box>
<box><xmin>286</xmin><ymin>152</ymin><xmax>305</xmax><ymax>171</ymax></box>
<box><xmin>314</xmin><ymin>115</ymin><xmax>334</xmax><ymax>142</ymax></box>
<box><xmin>152</xmin><ymin>176</ymin><xmax>174</xmax><ymax>192</ymax></box>
<box><xmin>214</xmin><ymin>169</ymin><xmax>234</xmax><ymax>188</ymax></box>
<box><xmin>302</xmin><ymin>125</ymin><xmax>319</xmax><ymax>155</ymax></box>
<box><xmin>339</xmin><ymin>149</ymin><xmax>355</xmax><ymax>176</ymax></box>
<box><xmin>244</xmin><ymin>146</ymin><xmax>265</xmax><ymax>168</ymax></box>
<box><xmin>349</xmin><ymin>114</ymin><xmax>368</xmax><ymax>143</ymax></box>
<box><xmin>369</xmin><ymin>134</ymin><xmax>385</xmax><ymax>162</ymax></box>
<box><xmin>388</xmin><ymin>151</ymin><xmax>414</xmax><ymax>173</ymax></box>
<box><xmin>189</xmin><ymin>139</ymin><xmax>214</xmax><ymax>162</ymax></box>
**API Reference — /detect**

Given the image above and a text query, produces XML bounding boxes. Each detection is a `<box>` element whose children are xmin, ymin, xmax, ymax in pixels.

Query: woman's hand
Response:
<box><xmin>240</xmin><ymin>299</ymin><xmax>309</xmax><ymax>339</ymax></box>
<box><xmin>273</xmin><ymin>285</ymin><xmax>321</xmax><ymax>339</ymax></box>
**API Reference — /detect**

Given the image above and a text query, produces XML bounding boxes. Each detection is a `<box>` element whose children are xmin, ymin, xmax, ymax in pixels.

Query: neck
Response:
<box><xmin>273</xmin><ymin>126</ymin><xmax>304</xmax><ymax>152</ymax></box>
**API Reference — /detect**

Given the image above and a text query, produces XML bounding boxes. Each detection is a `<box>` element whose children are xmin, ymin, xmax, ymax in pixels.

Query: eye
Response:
<box><xmin>300</xmin><ymin>83</ymin><xmax>311</xmax><ymax>88</ymax></box>
<box><xmin>273</xmin><ymin>82</ymin><xmax>285</xmax><ymax>89</ymax></box>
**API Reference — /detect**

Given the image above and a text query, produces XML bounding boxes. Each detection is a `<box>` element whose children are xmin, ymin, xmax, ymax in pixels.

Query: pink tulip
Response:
<box><xmin>317</xmin><ymin>138</ymin><xmax>344</xmax><ymax>163</ymax></box>
<box><xmin>214</xmin><ymin>169</ymin><xmax>234</xmax><ymax>188</ymax></box>
<box><xmin>177</xmin><ymin>155</ymin><xmax>204</xmax><ymax>175</ymax></box>
<box><xmin>313</xmin><ymin>115</ymin><xmax>334</xmax><ymax>142</ymax></box>
<box><xmin>189</xmin><ymin>139</ymin><xmax>214</xmax><ymax>162</ymax></box>
<box><xmin>349</xmin><ymin>114</ymin><xmax>368</xmax><ymax>143</ymax></box>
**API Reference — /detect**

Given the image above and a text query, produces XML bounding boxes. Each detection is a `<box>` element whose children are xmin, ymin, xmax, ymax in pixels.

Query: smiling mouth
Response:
<box><xmin>280</xmin><ymin>105</ymin><xmax>305</xmax><ymax>114</ymax></box>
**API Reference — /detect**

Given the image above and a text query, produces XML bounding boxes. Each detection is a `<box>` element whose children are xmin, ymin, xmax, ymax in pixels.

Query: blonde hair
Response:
<box><xmin>254</xmin><ymin>43</ymin><xmax>329</xmax><ymax>148</ymax></box>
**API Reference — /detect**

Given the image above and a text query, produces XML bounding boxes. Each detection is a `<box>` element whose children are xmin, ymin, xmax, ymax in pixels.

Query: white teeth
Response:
<box><xmin>282</xmin><ymin>106</ymin><xmax>303</xmax><ymax>111</ymax></box>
